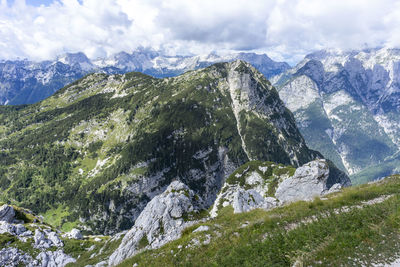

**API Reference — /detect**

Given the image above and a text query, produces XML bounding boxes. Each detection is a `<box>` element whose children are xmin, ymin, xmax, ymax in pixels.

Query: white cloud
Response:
<box><xmin>0</xmin><ymin>0</ymin><xmax>399</xmax><ymax>64</ymax></box>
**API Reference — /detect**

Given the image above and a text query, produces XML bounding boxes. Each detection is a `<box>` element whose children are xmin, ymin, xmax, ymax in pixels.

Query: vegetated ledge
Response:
<box><xmin>116</xmin><ymin>175</ymin><xmax>400</xmax><ymax>267</ymax></box>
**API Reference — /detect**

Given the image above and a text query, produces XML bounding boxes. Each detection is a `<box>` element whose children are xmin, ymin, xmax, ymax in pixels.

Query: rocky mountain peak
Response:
<box><xmin>295</xmin><ymin>59</ymin><xmax>325</xmax><ymax>86</ymax></box>
<box><xmin>57</xmin><ymin>52</ymin><xmax>93</xmax><ymax>71</ymax></box>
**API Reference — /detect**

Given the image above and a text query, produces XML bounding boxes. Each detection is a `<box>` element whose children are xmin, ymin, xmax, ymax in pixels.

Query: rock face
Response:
<box><xmin>108</xmin><ymin>181</ymin><xmax>204</xmax><ymax>266</ymax></box>
<box><xmin>0</xmin><ymin>204</ymin><xmax>15</xmax><ymax>223</ymax></box>
<box><xmin>211</xmin><ymin>159</ymin><xmax>350</xmax><ymax>217</ymax></box>
<box><xmin>273</xmin><ymin>48</ymin><xmax>400</xmax><ymax>183</ymax></box>
<box><xmin>275</xmin><ymin>159</ymin><xmax>329</xmax><ymax>203</ymax></box>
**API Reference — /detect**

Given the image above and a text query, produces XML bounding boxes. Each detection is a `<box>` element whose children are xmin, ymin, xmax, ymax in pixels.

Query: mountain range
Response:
<box><xmin>0</xmin><ymin>49</ymin><xmax>289</xmax><ymax>105</ymax></box>
<box><xmin>4</xmin><ymin>53</ymin><xmax>400</xmax><ymax>266</ymax></box>
<box><xmin>273</xmin><ymin>47</ymin><xmax>400</xmax><ymax>183</ymax></box>
<box><xmin>4</xmin><ymin>46</ymin><xmax>400</xmax><ymax>186</ymax></box>
<box><xmin>4</xmin><ymin>47</ymin><xmax>400</xmax><ymax>185</ymax></box>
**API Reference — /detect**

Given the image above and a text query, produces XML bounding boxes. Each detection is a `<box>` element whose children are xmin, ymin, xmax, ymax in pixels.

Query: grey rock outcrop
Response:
<box><xmin>325</xmin><ymin>183</ymin><xmax>342</xmax><ymax>195</ymax></box>
<box><xmin>0</xmin><ymin>204</ymin><xmax>15</xmax><ymax>223</ymax></box>
<box><xmin>211</xmin><ymin>186</ymin><xmax>278</xmax><ymax>218</ymax></box>
<box><xmin>108</xmin><ymin>181</ymin><xmax>204</xmax><ymax>266</ymax></box>
<box><xmin>0</xmin><ymin>221</ymin><xmax>16</xmax><ymax>235</ymax></box>
<box><xmin>0</xmin><ymin>221</ymin><xmax>31</xmax><ymax>238</ymax></box>
<box><xmin>47</xmin><ymin>232</ymin><xmax>64</xmax><ymax>247</ymax></box>
<box><xmin>34</xmin><ymin>229</ymin><xmax>64</xmax><ymax>249</ymax></box>
<box><xmin>211</xmin><ymin>159</ymin><xmax>349</xmax><ymax>217</ymax></box>
<box><xmin>0</xmin><ymin>229</ymin><xmax>72</xmax><ymax>267</ymax></box>
<box><xmin>63</xmin><ymin>228</ymin><xmax>83</xmax><ymax>240</ymax></box>
<box><xmin>193</xmin><ymin>225</ymin><xmax>210</xmax><ymax>233</ymax></box>
<box><xmin>275</xmin><ymin>159</ymin><xmax>329</xmax><ymax>203</ymax></box>
<box><xmin>36</xmin><ymin>250</ymin><xmax>76</xmax><ymax>267</ymax></box>
<box><xmin>210</xmin><ymin>163</ymin><xmax>289</xmax><ymax>218</ymax></box>
<box><xmin>0</xmin><ymin>247</ymin><xmax>35</xmax><ymax>267</ymax></box>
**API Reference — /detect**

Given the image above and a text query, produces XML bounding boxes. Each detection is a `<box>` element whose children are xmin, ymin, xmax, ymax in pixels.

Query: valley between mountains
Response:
<box><xmin>0</xmin><ymin>59</ymin><xmax>399</xmax><ymax>267</ymax></box>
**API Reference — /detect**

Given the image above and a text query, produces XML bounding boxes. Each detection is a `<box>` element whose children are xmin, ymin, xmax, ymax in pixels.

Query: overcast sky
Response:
<box><xmin>1</xmin><ymin>0</ymin><xmax>400</xmax><ymax>64</ymax></box>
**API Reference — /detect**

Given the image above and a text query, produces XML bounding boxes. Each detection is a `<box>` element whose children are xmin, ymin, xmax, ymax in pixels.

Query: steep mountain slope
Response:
<box><xmin>0</xmin><ymin>50</ymin><xmax>289</xmax><ymax>105</ymax></box>
<box><xmin>273</xmin><ymin>48</ymin><xmax>400</xmax><ymax>183</ymax></box>
<box><xmin>0</xmin><ymin>61</ymin><xmax>325</xmax><ymax>234</ymax></box>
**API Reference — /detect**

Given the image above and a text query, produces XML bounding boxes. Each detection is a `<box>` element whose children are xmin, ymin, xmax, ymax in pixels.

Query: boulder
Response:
<box><xmin>34</xmin><ymin>229</ymin><xmax>51</xmax><ymax>249</ymax></box>
<box><xmin>64</xmin><ymin>228</ymin><xmax>83</xmax><ymax>240</ymax></box>
<box><xmin>0</xmin><ymin>204</ymin><xmax>15</xmax><ymax>223</ymax></box>
<box><xmin>0</xmin><ymin>221</ymin><xmax>31</xmax><ymax>238</ymax></box>
<box><xmin>15</xmin><ymin>224</ymin><xmax>27</xmax><ymax>235</ymax></box>
<box><xmin>108</xmin><ymin>181</ymin><xmax>203</xmax><ymax>266</ymax></box>
<box><xmin>210</xmin><ymin>185</ymin><xmax>278</xmax><ymax>218</ymax></box>
<box><xmin>275</xmin><ymin>159</ymin><xmax>329</xmax><ymax>203</ymax></box>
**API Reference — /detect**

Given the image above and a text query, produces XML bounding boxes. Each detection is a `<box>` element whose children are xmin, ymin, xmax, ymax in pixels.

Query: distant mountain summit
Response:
<box><xmin>56</xmin><ymin>52</ymin><xmax>94</xmax><ymax>71</ymax></box>
<box><xmin>0</xmin><ymin>50</ymin><xmax>290</xmax><ymax>105</ymax></box>
<box><xmin>272</xmin><ymin>47</ymin><xmax>400</xmax><ymax>183</ymax></box>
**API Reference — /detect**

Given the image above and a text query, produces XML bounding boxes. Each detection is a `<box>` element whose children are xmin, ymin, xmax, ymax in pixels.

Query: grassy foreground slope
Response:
<box><xmin>118</xmin><ymin>175</ymin><xmax>400</xmax><ymax>267</ymax></box>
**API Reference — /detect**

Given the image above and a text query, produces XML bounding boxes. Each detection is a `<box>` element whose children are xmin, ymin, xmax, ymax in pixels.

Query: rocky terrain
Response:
<box><xmin>107</xmin><ymin>158</ymin><xmax>349</xmax><ymax>266</ymax></box>
<box><xmin>3</xmin><ymin>157</ymin><xmax>398</xmax><ymax>266</ymax></box>
<box><xmin>0</xmin><ymin>50</ymin><xmax>289</xmax><ymax>105</ymax></box>
<box><xmin>0</xmin><ymin>157</ymin><xmax>351</xmax><ymax>266</ymax></box>
<box><xmin>0</xmin><ymin>204</ymin><xmax>80</xmax><ymax>266</ymax></box>
<box><xmin>272</xmin><ymin>47</ymin><xmax>400</xmax><ymax>183</ymax></box>
<box><xmin>119</xmin><ymin>173</ymin><xmax>400</xmax><ymax>267</ymax></box>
